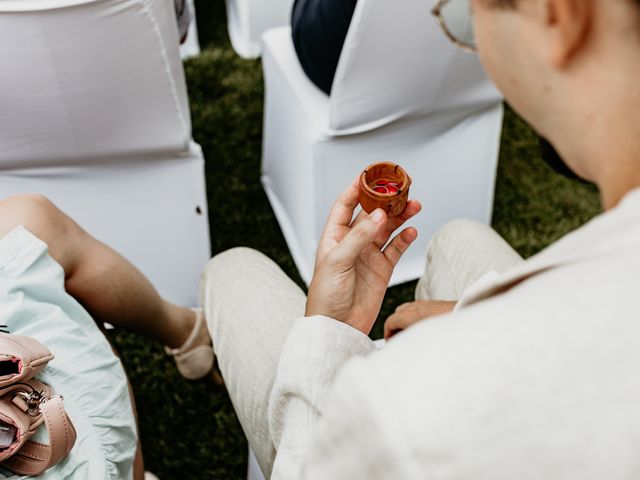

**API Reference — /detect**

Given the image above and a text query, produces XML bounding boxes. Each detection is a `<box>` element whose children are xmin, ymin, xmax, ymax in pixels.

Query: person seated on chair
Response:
<box><xmin>292</xmin><ymin>0</ymin><xmax>567</xmax><ymax>178</ymax></box>
<box><xmin>291</xmin><ymin>0</ymin><xmax>357</xmax><ymax>95</ymax></box>
<box><xmin>0</xmin><ymin>195</ymin><xmax>214</xmax><ymax>480</ymax></box>
<box><xmin>204</xmin><ymin>0</ymin><xmax>640</xmax><ymax>477</ymax></box>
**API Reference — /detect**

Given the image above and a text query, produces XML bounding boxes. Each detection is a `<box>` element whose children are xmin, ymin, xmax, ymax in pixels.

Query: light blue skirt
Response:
<box><xmin>0</xmin><ymin>226</ymin><xmax>137</xmax><ymax>479</ymax></box>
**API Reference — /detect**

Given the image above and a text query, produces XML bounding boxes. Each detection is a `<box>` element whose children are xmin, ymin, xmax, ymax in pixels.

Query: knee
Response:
<box><xmin>0</xmin><ymin>194</ymin><xmax>65</xmax><ymax>236</ymax></box>
<box><xmin>434</xmin><ymin>219</ymin><xmax>488</xmax><ymax>239</ymax></box>
<box><xmin>417</xmin><ymin>220</ymin><xmax>488</xmax><ymax>301</ymax></box>
<box><xmin>0</xmin><ymin>195</ymin><xmax>83</xmax><ymax>265</ymax></box>
<box><xmin>1</xmin><ymin>193</ymin><xmax>55</xmax><ymax>215</ymax></box>
<box><xmin>427</xmin><ymin>219</ymin><xmax>490</xmax><ymax>259</ymax></box>
<box><xmin>206</xmin><ymin>247</ymin><xmax>268</xmax><ymax>271</ymax></box>
<box><xmin>200</xmin><ymin>247</ymin><xmax>273</xmax><ymax>313</ymax></box>
<box><xmin>201</xmin><ymin>247</ymin><xmax>269</xmax><ymax>290</ymax></box>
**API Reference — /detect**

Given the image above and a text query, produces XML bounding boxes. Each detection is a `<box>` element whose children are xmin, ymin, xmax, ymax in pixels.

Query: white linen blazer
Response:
<box><xmin>268</xmin><ymin>187</ymin><xmax>640</xmax><ymax>479</ymax></box>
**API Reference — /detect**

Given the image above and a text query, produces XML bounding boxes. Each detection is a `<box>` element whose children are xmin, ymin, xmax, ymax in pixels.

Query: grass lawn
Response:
<box><xmin>110</xmin><ymin>1</ymin><xmax>602</xmax><ymax>478</ymax></box>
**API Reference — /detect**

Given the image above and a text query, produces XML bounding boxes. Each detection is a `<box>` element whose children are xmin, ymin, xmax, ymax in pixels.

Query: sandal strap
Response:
<box><xmin>164</xmin><ymin>308</ymin><xmax>204</xmax><ymax>356</ymax></box>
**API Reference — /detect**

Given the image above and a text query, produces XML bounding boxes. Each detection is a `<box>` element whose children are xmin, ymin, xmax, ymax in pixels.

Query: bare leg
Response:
<box><xmin>0</xmin><ymin>194</ymin><xmax>202</xmax><ymax>349</ymax></box>
<box><xmin>0</xmin><ymin>194</ymin><xmax>209</xmax><ymax>478</ymax></box>
<box><xmin>133</xmin><ymin>446</ymin><xmax>145</xmax><ymax>480</ymax></box>
<box><xmin>129</xmin><ymin>380</ymin><xmax>146</xmax><ymax>480</ymax></box>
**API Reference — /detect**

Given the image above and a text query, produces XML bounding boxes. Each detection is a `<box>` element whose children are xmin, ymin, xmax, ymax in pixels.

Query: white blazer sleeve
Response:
<box><xmin>268</xmin><ymin>315</ymin><xmax>375</xmax><ymax>479</ymax></box>
<box><xmin>304</xmin><ymin>355</ymin><xmax>425</xmax><ymax>479</ymax></box>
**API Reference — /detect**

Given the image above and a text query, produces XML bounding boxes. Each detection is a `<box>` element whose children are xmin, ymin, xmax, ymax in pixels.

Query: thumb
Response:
<box><xmin>330</xmin><ymin>209</ymin><xmax>386</xmax><ymax>267</ymax></box>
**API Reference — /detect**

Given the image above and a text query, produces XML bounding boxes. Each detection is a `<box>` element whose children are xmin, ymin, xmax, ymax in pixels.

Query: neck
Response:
<box><xmin>549</xmin><ymin>52</ymin><xmax>640</xmax><ymax>211</ymax></box>
<box><xmin>597</xmin><ymin>146</ymin><xmax>640</xmax><ymax>210</ymax></box>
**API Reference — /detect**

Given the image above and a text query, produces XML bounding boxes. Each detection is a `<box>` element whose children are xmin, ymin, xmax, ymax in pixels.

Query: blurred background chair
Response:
<box><xmin>247</xmin><ymin>447</ymin><xmax>263</xmax><ymax>480</ymax></box>
<box><xmin>226</xmin><ymin>0</ymin><xmax>294</xmax><ymax>58</ymax></box>
<box><xmin>180</xmin><ymin>0</ymin><xmax>201</xmax><ymax>59</ymax></box>
<box><xmin>0</xmin><ymin>0</ymin><xmax>210</xmax><ymax>307</ymax></box>
<box><xmin>261</xmin><ymin>0</ymin><xmax>503</xmax><ymax>287</ymax></box>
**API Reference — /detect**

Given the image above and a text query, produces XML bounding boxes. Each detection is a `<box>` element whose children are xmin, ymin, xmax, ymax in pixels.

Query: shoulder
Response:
<box><xmin>329</xmin><ymin>255</ymin><xmax>640</xmax><ymax>476</ymax></box>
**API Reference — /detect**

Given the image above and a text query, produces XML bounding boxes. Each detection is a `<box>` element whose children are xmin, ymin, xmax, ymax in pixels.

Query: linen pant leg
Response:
<box><xmin>200</xmin><ymin>247</ymin><xmax>306</xmax><ymax>477</ymax></box>
<box><xmin>415</xmin><ymin>220</ymin><xmax>524</xmax><ymax>301</ymax></box>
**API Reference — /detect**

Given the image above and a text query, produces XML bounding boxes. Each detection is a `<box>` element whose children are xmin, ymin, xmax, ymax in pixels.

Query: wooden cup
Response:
<box><xmin>358</xmin><ymin>162</ymin><xmax>412</xmax><ymax>217</ymax></box>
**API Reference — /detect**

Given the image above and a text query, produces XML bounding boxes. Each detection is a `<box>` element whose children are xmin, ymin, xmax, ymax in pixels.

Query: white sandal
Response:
<box><xmin>164</xmin><ymin>308</ymin><xmax>214</xmax><ymax>380</ymax></box>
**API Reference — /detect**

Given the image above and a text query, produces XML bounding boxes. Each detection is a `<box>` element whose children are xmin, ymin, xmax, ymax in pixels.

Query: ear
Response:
<box><xmin>545</xmin><ymin>0</ymin><xmax>594</xmax><ymax>67</ymax></box>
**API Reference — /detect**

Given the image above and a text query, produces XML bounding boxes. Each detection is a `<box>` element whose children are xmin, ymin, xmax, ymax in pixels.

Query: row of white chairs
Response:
<box><xmin>225</xmin><ymin>0</ymin><xmax>293</xmax><ymax>58</ymax></box>
<box><xmin>0</xmin><ymin>2</ymin><xmax>258</xmax><ymax>479</ymax></box>
<box><xmin>1</xmin><ymin>0</ymin><xmax>501</xmax><ymax>315</ymax></box>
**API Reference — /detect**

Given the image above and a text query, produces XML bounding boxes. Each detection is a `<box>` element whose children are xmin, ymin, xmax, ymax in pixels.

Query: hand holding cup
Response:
<box><xmin>306</xmin><ymin>170</ymin><xmax>421</xmax><ymax>335</ymax></box>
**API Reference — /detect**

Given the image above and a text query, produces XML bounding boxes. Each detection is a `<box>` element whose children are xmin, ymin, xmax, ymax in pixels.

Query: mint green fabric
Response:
<box><xmin>0</xmin><ymin>226</ymin><xmax>137</xmax><ymax>479</ymax></box>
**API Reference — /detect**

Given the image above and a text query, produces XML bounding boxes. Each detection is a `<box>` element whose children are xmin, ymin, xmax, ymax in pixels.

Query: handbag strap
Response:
<box><xmin>2</xmin><ymin>395</ymin><xmax>76</xmax><ymax>476</ymax></box>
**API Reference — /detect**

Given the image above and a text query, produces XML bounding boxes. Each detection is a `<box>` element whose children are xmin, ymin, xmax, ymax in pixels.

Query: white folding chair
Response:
<box><xmin>226</xmin><ymin>0</ymin><xmax>294</xmax><ymax>58</ymax></box>
<box><xmin>261</xmin><ymin>0</ymin><xmax>503</xmax><ymax>287</ymax></box>
<box><xmin>0</xmin><ymin>0</ymin><xmax>210</xmax><ymax>307</ymax></box>
<box><xmin>247</xmin><ymin>446</ymin><xmax>264</xmax><ymax>480</ymax></box>
<box><xmin>180</xmin><ymin>0</ymin><xmax>201</xmax><ymax>59</ymax></box>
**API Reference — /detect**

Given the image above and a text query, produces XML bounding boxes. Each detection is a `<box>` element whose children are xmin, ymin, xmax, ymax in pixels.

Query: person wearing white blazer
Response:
<box><xmin>203</xmin><ymin>0</ymin><xmax>640</xmax><ymax>478</ymax></box>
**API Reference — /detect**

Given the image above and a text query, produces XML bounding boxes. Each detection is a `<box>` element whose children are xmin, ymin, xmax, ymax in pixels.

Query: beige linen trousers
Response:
<box><xmin>201</xmin><ymin>219</ymin><xmax>522</xmax><ymax>477</ymax></box>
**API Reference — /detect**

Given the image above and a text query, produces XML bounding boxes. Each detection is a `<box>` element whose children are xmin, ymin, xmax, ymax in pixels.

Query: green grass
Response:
<box><xmin>110</xmin><ymin>2</ymin><xmax>602</xmax><ymax>478</ymax></box>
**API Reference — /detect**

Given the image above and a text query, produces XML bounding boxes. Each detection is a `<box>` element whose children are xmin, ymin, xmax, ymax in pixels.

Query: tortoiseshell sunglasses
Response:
<box><xmin>431</xmin><ymin>0</ymin><xmax>477</xmax><ymax>52</ymax></box>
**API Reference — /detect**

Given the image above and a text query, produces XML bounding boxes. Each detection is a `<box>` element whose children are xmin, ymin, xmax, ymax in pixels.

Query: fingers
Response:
<box><xmin>384</xmin><ymin>300</ymin><xmax>457</xmax><ymax>340</ymax></box>
<box><xmin>325</xmin><ymin>176</ymin><xmax>361</xmax><ymax>230</ymax></box>
<box><xmin>319</xmin><ymin>177</ymin><xmax>421</xmax><ymax>263</ymax></box>
<box><xmin>382</xmin><ymin>227</ymin><xmax>418</xmax><ymax>268</ymax></box>
<box><xmin>384</xmin><ymin>200</ymin><xmax>422</xmax><ymax>233</ymax></box>
<box><xmin>317</xmin><ymin>177</ymin><xmax>362</xmax><ymax>259</ymax></box>
<box><xmin>395</xmin><ymin>302</ymin><xmax>414</xmax><ymax>313</ymax></box>
<box><xmin>330</xmin><ymin>209</ymin><xmax>387</xmax><ymax>267</ymax></box>
<box><xmin>326</xmin><ymin>177</ymin><xmax>422</xmax><ymax>235</ymax></box>
<box><xmin>348</xmin><ymin>208</ymin><xmax>369</xmax><ymax>229</ymax></box>
<box><xmin>374</xmin><ymin>201</ymin><xmax>420</xmax><ymax>249</ymax></box>
<box><xmin>384</xmin><ymin>310</ymin><xmax>417</xmax><ymax>340</ymax></box>
<box><xmin>351</xmin><ymin>200</ymin><xmax>422</xmax><ymax>249</ymax></box>
<box><xmin>351</xmin><ymin>200</ymin><xmax>421</xmax><ymax>229</ymax></box>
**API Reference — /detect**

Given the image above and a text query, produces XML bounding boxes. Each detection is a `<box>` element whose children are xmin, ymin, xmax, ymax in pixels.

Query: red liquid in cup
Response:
<box><xmin>371</xmin><ymin>179</ymin><xmax>400</xmax><ymax>195</ymax></box>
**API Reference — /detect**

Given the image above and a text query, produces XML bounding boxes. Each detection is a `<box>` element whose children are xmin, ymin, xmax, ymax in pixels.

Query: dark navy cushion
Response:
<box><xmin>291</xmin><ymin>0</ymin><xmax>358</xmax><ymax>95</ymax></box>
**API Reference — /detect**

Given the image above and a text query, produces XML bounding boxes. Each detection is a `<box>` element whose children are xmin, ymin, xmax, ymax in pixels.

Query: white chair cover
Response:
<box><xmin>330</xmin><ymin>0</ymin><xmax>501</xmax><ymax>133</ymax></box>
<box><xmin>247</xmin><ymin>446</ymin><xmax>264</xmax><ymax>480</ymax></box>
<box><xmin>180</xmin><ymin>0</ymin><xmax>201</xmax><ymax>59</ymax></box>
<box><xmin>261</xmin><ymin>2</ymin><xmax>503</xmax><ymax>287</ymax></box>
<box><xmin>226</xmin><ymin>0</ymin><xmax>294</xmax><ymax>58</ymax></box>
<box><xmin>0</xmin><ymin>0</ymin><xmax>210</xmax><ymax>306</ymax></box>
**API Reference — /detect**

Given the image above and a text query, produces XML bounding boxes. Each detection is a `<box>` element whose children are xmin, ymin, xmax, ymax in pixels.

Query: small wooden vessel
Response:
<box><xmin>359</xmin><ymin>162</ymin><xmax>412</xmax><ymax>217</ymax></box>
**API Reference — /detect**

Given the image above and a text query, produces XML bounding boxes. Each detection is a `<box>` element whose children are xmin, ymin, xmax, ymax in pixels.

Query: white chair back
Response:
<box><xmin>180</xmin><ymin>0</ymin><xmax>201</xmax><ymax>59</ymax></box>
<box><xmin>227</xmin><ymin>0</ymin><xmax>294</xmax><ymax>58</ymax></box>
<box><xmin>0</xmin><ymin>0</ymin><xmax>210</xmax><ymax>306</ymax></box>
<box><xmin>330</xmin><ymin>0</ymin><xmax>501</xmax><ymax>134</ymax></box>
<box><xmin>0</xmin><ymin>0</ymin><xmax>191</xmax><ymax>168</ymax></box>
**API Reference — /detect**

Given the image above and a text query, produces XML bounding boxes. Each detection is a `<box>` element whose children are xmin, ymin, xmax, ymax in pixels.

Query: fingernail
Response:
<box><xmin>371</xmin><ymin>209</ymin><xmax>385</xmax><ymax>223</ymax></box>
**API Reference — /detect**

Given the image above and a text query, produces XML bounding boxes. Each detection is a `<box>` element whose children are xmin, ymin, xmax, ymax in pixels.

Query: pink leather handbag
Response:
<box><xmin>0</xmin><ymin>332</ymin><xmax>76</xmax><ymax>476</ymax></box>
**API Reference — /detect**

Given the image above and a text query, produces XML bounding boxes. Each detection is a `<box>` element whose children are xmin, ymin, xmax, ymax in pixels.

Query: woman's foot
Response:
<box><xmin>165</xmin><ymin>308</ymin><xmax>214</xmax><ymax>380</ymax></box>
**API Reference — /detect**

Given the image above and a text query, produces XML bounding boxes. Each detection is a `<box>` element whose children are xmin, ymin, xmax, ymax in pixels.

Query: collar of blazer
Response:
<box><xmin>457</xmin><ymin>187</ymin><xmax>640</xmax><ymax>309</ymax></box>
